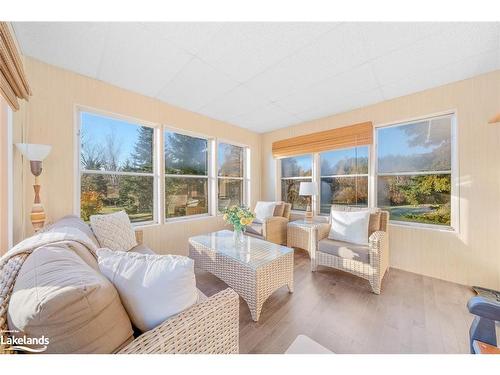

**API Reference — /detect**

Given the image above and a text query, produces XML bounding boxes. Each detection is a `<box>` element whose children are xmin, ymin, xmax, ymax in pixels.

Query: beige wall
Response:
<box><xmin>13</xmin><ymin>57</ymin><xmax>261</xmax><ymax>255</ymax></box>
<box><xmin>262</xmin><ymin>69</ymin><xmax>500</xmax><ymax>290</ymax></box>
<box><xmin>0</xmin><ymin>97</ymin><xmax>9</xmax><ymax>254</ymax></box>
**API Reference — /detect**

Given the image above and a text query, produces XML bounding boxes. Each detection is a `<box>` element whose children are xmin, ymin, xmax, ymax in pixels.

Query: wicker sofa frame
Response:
<box><xmin>311</xmin><ymin>206</ymin><xmax>390</xmax><ymax>294</ymax></box>
<box><xmin>0</xmin><ymin>230</ymin><xmax>240</xmax><ymax>354</ymax></box>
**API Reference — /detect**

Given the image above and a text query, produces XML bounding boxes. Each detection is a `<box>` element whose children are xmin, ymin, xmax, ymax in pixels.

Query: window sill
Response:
<box><xmin>389</xmin><ymin>220</ymin><xmax>457</xmax><ymax>233</ymax></box>
<box><xmin>165</xmin><ymin>213</ymin><xmax>214</xmax><ymax>224</ymax></box>
<box><xmin>132</xmin><ymin>221</ymin><xmax>160</xmax><ymax>230</ymax></box>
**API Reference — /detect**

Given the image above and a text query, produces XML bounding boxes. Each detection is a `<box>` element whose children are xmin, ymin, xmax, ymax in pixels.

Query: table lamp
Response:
<box><xmin>16</xmin><ymin>143</ymin><xmax>52</xmax><ymax>232</ymax></box>
<box><xmin>299</xmin><ymin>181</ymin><xmax>317</xmax><ymax>222</ymax></box>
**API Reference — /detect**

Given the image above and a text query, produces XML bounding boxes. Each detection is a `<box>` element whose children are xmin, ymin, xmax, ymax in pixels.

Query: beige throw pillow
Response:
<box><xmin>90</xmin><ymin>211</ymin><xmax>137</xmax><ymax>251</ymax></box>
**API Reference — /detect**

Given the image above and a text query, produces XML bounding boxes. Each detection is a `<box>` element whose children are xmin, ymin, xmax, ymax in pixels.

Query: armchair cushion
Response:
<box><xmin>318</xmin><ymin>238</ymin><xmax>370</xmax><ymax>264</ymax></box>
<box><xmin>246</xmin><ymin>222</ymin><xmax>263</xmax><ymax>236</ymax></box>
<box><xmin>254</xmin><ymin>201</ymin><xmax>277</xmax><ymax>223</ymax></box>
<box><xmin>329</xmin><ymin>209</ymin><xmax>370</xmax><ymax>245</ymax></box>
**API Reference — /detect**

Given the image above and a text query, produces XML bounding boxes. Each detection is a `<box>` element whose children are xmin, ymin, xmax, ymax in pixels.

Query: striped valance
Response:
<box><xmin>0</xmin><ymin>22</ymin><xmax>30</xmax><ymax>110</ymax></box>
<box><xmin>272</xmin><ymin>121</ymin><xmax>373</xmax><ymax>158</ymax></box>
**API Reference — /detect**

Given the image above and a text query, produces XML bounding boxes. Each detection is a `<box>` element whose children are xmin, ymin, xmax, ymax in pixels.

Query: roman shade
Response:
<box><xmin>0</xmin><ymin>22</ymin><xmax>31</xmax><ymax>111</ymax></box>
<box><xmin>272</xmin><ymin>121</ymin><xmax>373</xmax><ymax>158</ymax></box>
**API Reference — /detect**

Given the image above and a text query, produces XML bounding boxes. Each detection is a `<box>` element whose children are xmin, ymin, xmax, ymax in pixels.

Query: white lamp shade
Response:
<box><xmin>299</xmin><ymin>181</ymin><xmax>318</xmax><ymax>196</ymax></box>
<box><xmin>16</xmin><ymin>143</ymin><xmax>52</xmax><ymax>161</ymax></box>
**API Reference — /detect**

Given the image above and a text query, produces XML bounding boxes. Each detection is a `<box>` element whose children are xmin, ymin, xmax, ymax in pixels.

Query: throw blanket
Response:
<box><xmin>0</xmin><ymin>226</ymin><xmax>99</xmax><ymax>354</ymax></box>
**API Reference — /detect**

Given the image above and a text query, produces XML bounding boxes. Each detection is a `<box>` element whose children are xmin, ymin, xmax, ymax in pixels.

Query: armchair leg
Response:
<box><xmin>311</xmin><ymin>259</ymin><xmax>317</xmax><ymax>272</ymax></box>
<box><xmin>369</xmin><ymin>278</ymin><xmax>381</xmax><ymax>295</ymax></box>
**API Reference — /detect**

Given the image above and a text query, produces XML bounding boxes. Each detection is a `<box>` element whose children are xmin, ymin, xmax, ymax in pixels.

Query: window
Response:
<box><xmin>218</xmin><ymin>142</ymin><xmax>245</xmax><ymax>211</ymax></box>
<box><xmin>280</xmin><ymin>155</ymin><xmax>312</xmax><ymax>211</ymax></box>
<box><xmin>79</xmin><ymin>112</ymin><xmax>155</xmax><ymax>223</ymax></box>
<box><xmin>319</xmin><ymin>146</ymin><xmax>369</xmax><ymax>214</ymax></box>
<box><xmin>165</xmin><ymin>130</ymin><xmax>209</xmax><ymax>218</ymax></box>
<box><xmin>376</xmin><ymin>114</ymin><xmax>454</xmax><ymax>227</ymax></box>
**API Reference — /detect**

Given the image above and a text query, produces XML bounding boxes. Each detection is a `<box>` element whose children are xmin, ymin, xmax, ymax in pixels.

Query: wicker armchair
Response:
<box><xmin>311</xmin><ymin>205</ymin><xmax>390</xmax><ymax>294</ymax></box>
<box><xmin>245</xmin><ymin>203</ymin><xmax>291</xmax><ymax>245</ymax></box>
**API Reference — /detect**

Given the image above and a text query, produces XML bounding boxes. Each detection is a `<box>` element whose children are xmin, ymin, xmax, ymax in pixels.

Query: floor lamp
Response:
<box><xmin>16</xmin><ymin>143</ymin><xmax>52</xmax><ymax>232</ymax></box>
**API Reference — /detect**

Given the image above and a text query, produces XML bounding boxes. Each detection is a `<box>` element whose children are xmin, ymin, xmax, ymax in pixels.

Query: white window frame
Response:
<box><xmin>163</xmin><ymin>125</ymin><xmax>213</xmax><ymax>222</ymax></box>
<box><xmin>74</xmin><ymin>106</ymin><xmax>160</xmax><ymax>227</ymax></box>
<box><xmin>374</xmin><ymin>111</ymin><xmax>459</xmax><ymax>231</ymax></box>
<box><xmin>318</xmin><ymin>145</ymin><xmax>371</xmax><ymax>215</ymax></box>
<box><xmin>216</xmin><ymin>139</ymin><xmax>250</xmax><ymax>212</ymax></box>
<box><xmin>279</xmin><ymin>154</ymin><xmax>314</xmax><ymax>213</ymax></box>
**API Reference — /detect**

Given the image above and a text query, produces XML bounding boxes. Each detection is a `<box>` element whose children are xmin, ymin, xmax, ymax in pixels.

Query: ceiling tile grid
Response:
<box><xmin>12</xmin><ymin>22</ymin><xmax>500</xmax><ymax>133</ymax></box>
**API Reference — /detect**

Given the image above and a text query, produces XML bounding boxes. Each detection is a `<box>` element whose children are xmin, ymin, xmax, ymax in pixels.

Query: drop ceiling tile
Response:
<box><xmin>231</xmin><ymin>103</ymin><xmax>301</xmax><ymax>132</ymax></box>
<box><xmin>140</xmin><ymin>22</ymin><xmax>224</xmax><ymax>54</ymax></box>
<box><xmin>372</xmin><ymin>22</ymin><xmax>500</xmax><ymax>86</ymax></box>
<box><xmin>13</xmin><ymin>22</ymin><xmax>109</xmax><ymax>78</ymax></box>
<box><xmin>197</xmin><ymin>84</ymin><xmax>271</xmax><ymax>121</ymax></box>
<box><xmin>156</xmin><ymin>57</ymin><xmax>240</xmax><ymax>110</ymax></box>
<box><xmin>245</xmin><ymin>23</ymin><xmax>369</xmax><ymax>100</ymax></box>
<box><xmin>381</xmin><ymin>48</ymin><xmax>500</xmax><ymax>100</ymax></box>
<box><xmin>295</xmin><ymin>88</ymin><xmax>384</xmax><ymax>121</ymax></box>
<box><xmin>275</xmin><ymin>63</ymin><xmax>379</xmax><ymax>115</ymax></box>
<box><xmin>195</xmin><ymin>22</ymin><xmax>337</xmax><ymax>82</ymax></box>
<box><xmin>359</xmin><ymin>22</ymin><xmax>446</xmax><ymax>59</ymax></box>
<box><xmin>98</xmin><ymin>24</ymin><xmax>193</xmax><ymax>98</ymax></box>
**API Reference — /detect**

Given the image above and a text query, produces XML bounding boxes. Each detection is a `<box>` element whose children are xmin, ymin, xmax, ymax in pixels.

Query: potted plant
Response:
<box><xmin>222</xmin><ymin>205</ymin><xmax>255</xmax><ymax>243</ymax></box>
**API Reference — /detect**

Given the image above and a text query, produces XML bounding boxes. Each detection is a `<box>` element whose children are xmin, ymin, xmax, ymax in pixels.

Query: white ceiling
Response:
<box><xmin>12</xmin><ymin>22</ymin><xmax>500</xmax><ymax>133</ymax></box>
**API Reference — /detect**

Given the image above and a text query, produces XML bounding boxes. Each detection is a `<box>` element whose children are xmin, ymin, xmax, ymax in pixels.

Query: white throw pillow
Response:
<box><xmin>328</xmin><ymin>209</ymin><xmax>371</xmax><ymax>245</ymax></box>
<box><xmin>97</xmin><ymin>249</ymin><xmax>198</xmax><ymax>332</ymax></box>
<box><xmin>90</xmin><ymin>211</ymin><xmax>137</xmax><ymax>252</ymax></box>
<box><xmin>254</xmin><ymin>201</ymin><xmax>278</xmax><ymax>223</ymax></box>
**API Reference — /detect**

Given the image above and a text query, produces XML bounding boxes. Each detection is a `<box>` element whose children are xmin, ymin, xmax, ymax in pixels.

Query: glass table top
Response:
<box><xmin>189</xmin><ymin>230</ymin><xmax>293</xmax><ymax>269</ymax></box>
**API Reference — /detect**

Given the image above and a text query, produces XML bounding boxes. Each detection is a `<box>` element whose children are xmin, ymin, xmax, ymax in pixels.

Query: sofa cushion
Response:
<box><xmin>90</xmin><ymin>211</ymin><xmax>137</xmax><ymax>252</ymax></box>
<box><xmin>130</xmin><ymin>243</ymin><xmax>156</xmax><ymax>255</ymax></box>
<box><xmin>97</xmin><ymin>249</ymin><xmax>198</xmax><ymax>332</ymax></box>
<box><xmin>318</xmin><ymin>238</ymin><xmax>370</xmax><ymax>264</ymax></box>
<box><xmin>7</xmin><ymin>246</ymin><xmax>134</xmax><ymax>354</ymax></box>
<box><xmin>246</xmin><ymin>222</ymin><xmax>263</xmax><ymax>236</ymax></box>
<box><xmin>44</xmin><ymin>215</ymin><xmax>100</xmax><ymax>247</ymax></box>
<box><xmin>41</xmin><ymin>215</ymin><xmax>100</xmax><ymax>269</ymax></box>
<box><xmin>273</xmin><ymin>202</ymin><xmax>285</xmax><ymax>217</ymax></box>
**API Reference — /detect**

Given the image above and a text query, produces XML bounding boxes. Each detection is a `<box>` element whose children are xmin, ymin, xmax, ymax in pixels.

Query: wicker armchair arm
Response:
<box><xmin>118</xmin><ymin>288</ymin><xmax>239</xmax><ymax>354</ymax></box>
<box><xmin>368</xmin><ymin>230</ymin><xmax>387</xmax><ymax>253</ymax></box>
<box><xmin>368</xmin><ymin>230</ymin><xmax>389</xmax><ymax>272</ymax></box>
<box><xmin>316</xmin><ymin>223</ymin><xmax>331</xmax><ymax>241</ymax></box>
<box><xmin>262</xmin><ymin>216</ymin><xmax>289</xmax><ymax>244</ymax></box>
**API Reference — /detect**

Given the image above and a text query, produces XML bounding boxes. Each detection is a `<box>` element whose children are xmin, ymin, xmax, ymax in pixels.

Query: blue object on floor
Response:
<box><xmin>467</xmin><ymin>286</ymin><xmax>500</xmax><ymax>353</ymax></box>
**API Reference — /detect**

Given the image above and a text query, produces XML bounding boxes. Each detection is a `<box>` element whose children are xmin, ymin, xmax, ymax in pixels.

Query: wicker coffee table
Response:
<box><xmin>189</xmin><ymin>230</ymin><xmax>294</xmax><ymax>322</ymax></box>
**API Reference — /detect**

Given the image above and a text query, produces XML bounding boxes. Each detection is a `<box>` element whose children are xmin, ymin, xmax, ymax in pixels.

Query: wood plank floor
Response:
<box><xmin>195</xmin><ymin>249</ymin><xmax>474</xmax><ymax>354</ymax></box>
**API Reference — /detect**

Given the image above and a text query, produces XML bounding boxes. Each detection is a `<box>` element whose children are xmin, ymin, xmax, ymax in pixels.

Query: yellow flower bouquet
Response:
<box><xmin>222</xmin><ymin>205</ymin><xmax>255</xmax><ymax>239</ymax></box>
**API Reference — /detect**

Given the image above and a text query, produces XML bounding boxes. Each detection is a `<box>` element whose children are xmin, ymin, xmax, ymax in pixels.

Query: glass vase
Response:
<box><xmin>233</xmin><ymin>226</ymin><xmax>246</xmax><ymax>244</ymax></box>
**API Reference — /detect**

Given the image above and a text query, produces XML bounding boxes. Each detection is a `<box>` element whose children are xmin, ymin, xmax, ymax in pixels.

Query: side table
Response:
<box><xmin>287</xmin><ymin>219</ymin><xmax>327</xmax><ymax>261</ymax></box>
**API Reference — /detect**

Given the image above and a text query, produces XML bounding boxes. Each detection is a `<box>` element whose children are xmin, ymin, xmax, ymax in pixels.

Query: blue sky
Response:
<box><xmin>377</xmin><ymin>120</ymin><xmax>450</xmax><ymax>158</ymax></box>
<box><xmin>81</xmin><ymin>112</ymin><xmax>141</xmax><ymax>166</ymax></box>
